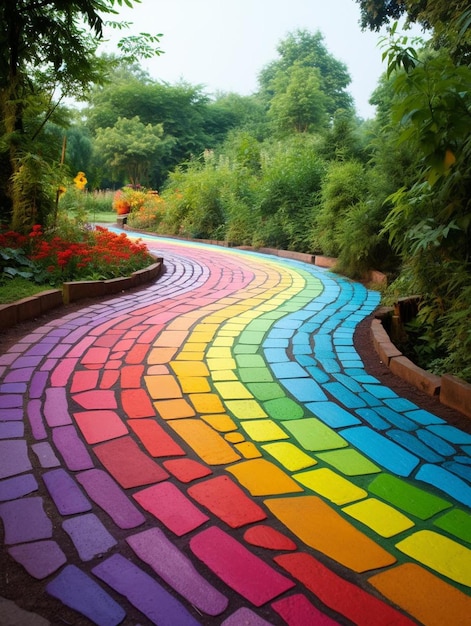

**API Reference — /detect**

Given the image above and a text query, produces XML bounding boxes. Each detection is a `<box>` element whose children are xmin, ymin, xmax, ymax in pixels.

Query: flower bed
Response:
<box><xmin>1</xmin><ymin>224</ymin><xmax>154</xmax><ymax>286</ymax></box>
<box><xmin>0</xmin><ymin>223</ymin><xmax>162</xmax><ymax>329</ymax></box>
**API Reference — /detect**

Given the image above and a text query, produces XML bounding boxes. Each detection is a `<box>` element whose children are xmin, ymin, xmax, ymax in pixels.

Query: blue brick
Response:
<box><xmin>388</xmin><ymin>430</ymin><xmax>444</xmax><ymax>463</ymax></box>
<box><xmin>404</xmin><ymin>409</ymin><xmax>445</xmax><ymax>426</ymax></box>
<box><xmin>335</xmin><ymin>353</ymin><xmax>361</xmax><ymax>366</ymax></box>
<box><xmin>305</xmin><ymin>365</ymin><xmax>331</xmax><ymax>384</ymax></box>
<box><xmin>417</xmin><ymin>430</ymin><xmax>456</xmax><ymax>457</ymax></box>
<box><xmin>358</xmin><ymin>392</ymin><xmax>383</xmax><ymax>408</ymax></box>
<box><xmin>264</xmin><ymin>348</ymin><xmax>289</xmax><ymax>363</ymax></box>
<box><xmin>274</xmin><ymin>318</ymin><xmax>303</xmax><ymax>330</ymax></box>
<box><xmin>416</xmin><ymin>464</ymin><xmax>471</xmax><ymax>508</ymax></box>
<box><xmin>384</xmin><ymin>397</ymin><xmax>417</xmax><ymax>412</ymax></box>
<box><xmin>263</xmin><ymin>338</ymin><xmax>289</xmax><ymax>349</ymax></box>
<box><xmin>341</xmin><ymin>426</ymin><xmax>420</xmax><ymax>476</ymax></box>
<box><xmin>427</xmin><ymin>425</ymin><xmax>471</xmax><ymax>445</ymax></box>
<box><xmin>292</xmin><ymin>344</ymin><xmax>312</xmax><ymax>355</ymax></box>
<box><xmin>296</xmin><ymin>355</ymin><xmax>316</xmax><ymax>367</ymax></box>
<box><xmin>270</xmin><ymin>362</ymin><xmax>309</xmax><ymax>379</ymax></box>
<box><xmin>374</xmin><ymin>407</ymin><xmax>417</xmax><ymax>432</ymax></box>
<box><xmin>324</xmin><ymin>382</ymin><xmax>366</xmax><ymax>409</ymax></box>
<box><xmin>307</xmin><ymin>402</ymin><xmax>360</xmax><ymax>427</ymax></box>
<box><xmin>282</xmin><ymin>377</ymin><xmax>327</xmax><ymax>402</ymax></box>
<box><xmin>444</xmin><ymin>462</ymin><xmax>471</xmax><ymax>483</ymax></box>
<box><xmin>315</xmin><ymin>350</ymin><xmax>337</xmax><ymax>361</ymax></box>
<box><xmin>363</xmin><ymin>384</ymin><xmax>398</xmax><ymax>399</ymax></box>
<box><xmin>356</xmin><ymin>408</ymin><xmax>390</xmax><ymax>430</ymax></box>
<box><xmin>344</xmin><ymin>370</ymin><xmax>379</xmax><ymax>384</ymax></box>
<box><xmin>333</xmin><ymin>373</ymin><xmax>363</xmax><ymax>393</ymax></box>
<box><xmin>267</xmin><ymin>328</ymin><xmax>295</xmax><ymax>340</ymax></box>
<box><xmin>320</xmin><ymin>359</ymin><xmax>341</xmax><ymax>373</ymax></box>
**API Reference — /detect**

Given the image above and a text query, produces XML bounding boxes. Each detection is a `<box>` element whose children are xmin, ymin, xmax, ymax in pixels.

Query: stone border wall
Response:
<box><xmin>372</xmin><ymin>311</ymin><xmax>471</xmax><ymax>420</ymax></box>
<box><xmin>0</xmin><ymin>257</ymin><xmax>163</xmax><ymax>331</ymax></box>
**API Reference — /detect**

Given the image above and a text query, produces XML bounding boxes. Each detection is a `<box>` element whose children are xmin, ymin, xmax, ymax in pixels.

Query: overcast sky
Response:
<box><xmin>102</xmin><ymin>0</ymin><xmax>418</xmax><ymax>119</ymax></box>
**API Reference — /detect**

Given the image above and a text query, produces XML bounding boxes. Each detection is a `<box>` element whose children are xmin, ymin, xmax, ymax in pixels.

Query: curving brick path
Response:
<box><xmin>1</xmin><ymin>233</ymin><xmax>470</xmax><ymax>626</ymax></box>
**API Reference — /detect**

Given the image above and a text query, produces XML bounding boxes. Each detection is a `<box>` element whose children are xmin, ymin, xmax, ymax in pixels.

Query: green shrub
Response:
<box><xmin>314</xmin><ymin>160</ymin><xmax>369</xmax><ymax>256</ymax></box>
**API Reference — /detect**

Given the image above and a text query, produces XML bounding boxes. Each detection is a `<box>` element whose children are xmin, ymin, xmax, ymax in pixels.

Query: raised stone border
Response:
<box><xmin>0</xmin><ymin>257</ymin><xmax>163</xmax><ymax>330</ymax></box>
<box><xmin>371</xmin><ymin>312</ymin><xmax>471</xmax><ymax>420</ymax></box>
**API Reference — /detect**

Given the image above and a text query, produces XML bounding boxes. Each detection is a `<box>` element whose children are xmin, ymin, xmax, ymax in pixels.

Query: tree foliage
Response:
<box><xmin>375</xmin><ymin>14</ymin><xmax>471</xmax><ymax>379</ymax></box>
<box><xmin>355</xmin><ymin>0</ymin><xmax>470</xmax><ymax>32</ymax></box>
<box><xmin>258</xmin><ymin>30</ymin><xmax>353</xmax><ymax>119</ymax></box>
<box><xmin>94</xmin><ymin>116</ymin><xmax>167</xmax><ymax>186</ymax></box>
<box><xmin>0</xmin><ymin>0</ymin><xmax>162</xmax><ymax>230</ymax></box>
<box><xmin>268</xmin><ymin>63</ymin><xmax>328</xmax><ymax>134</ymax></box>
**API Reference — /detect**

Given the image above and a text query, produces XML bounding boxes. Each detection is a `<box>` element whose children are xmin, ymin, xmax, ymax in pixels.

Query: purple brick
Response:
<box><xmin>9</xmin><ymin>356</ymin><xmax>43</xmax><ymax>369</ymax></box>
<box><xmin>3</xmin><ymin>367</ymin><xmax>35</xmax><ymax>382</ymax></box>
<box><xmin>48</xmin><ymin>328</ymin><xmax>73</xmax><ymax>337</ymax></box>
<box><xmin>0</xmin><ymin>353</ymin><xmax>19</xmax><ymax>366</ymax></box>
<box><xmin>63</xmin><ymin>513</ymin><xmax>117</xmax><ymax>561</ymax></box>
<box><xmin>0</xmin><ymin>440</ymin><xmax>32</xmax><ymax>479</ymax></box>
<box><xmin>40</xmin><ymin>359</ymin><xmax>58</xmax><ymax>372</ymax></box>
<box><xmin>0</xmin><ymin>422</ymin><xmax>24</xmax><ymax>439</ymax></box>
<box><xmin>93</xmin><ymin>554</ymin><xmax>200</xmax><ymax>626</ymax></box>
<box><xmin>62</xmin><ymin>327</ymin><xmax>90</xmax><ymax>344</ymax></box>
<box><xmin>76</xmin><ymin>469</ymin><xmax>145</xmax><ymax>529</ymax></box>
<box><xmin>127</xmin><ymin>528</ymin><xmax>228</xmax><ymax>616</ymax></box>
<box><xmin>0</xmin><ymin>383</ymin><xmax>27</xmax><ymax>393</ymax></box>
<box><xmin>41</xmin><ymin>335</ymin><xmax>61</xmax><ymax>344</ymax></box>
<box><xmin>47</xmin><ymin>565</ymin><xmax>125</xmax><ymax>626</ymax></box>
<box><xmin>0</xmin><ymin>497</ymin><xmax>52</xmax><ymax>544</ymax></box>
<box><xmin>0</xmin><ymin>474</ymin><xmax>38</xmax><ymax>502</ymax></box>
<box><xmin>43</xmin><ymin>469</ymin><xmax>91</xmax><ymax>515</ymax></box>
<box><xmin>49</xmin><ymin>344</ymin><xmax>72</xmax><ymax>359</ymax></box>
<box><xmin>32</xmin><ymin>442</ymin><xmax>60</xmax><ymax>468</ymax></box>
<box><xmin>27</xmin><ymin>399</ymin><xmax>47</xmax><ymax>441</ymax></box>
<box><xmin>29</xmin><ymin>371</ymin><xmax>49</xmax><ymax>399</ymax></box>
<box><xmin>8</xmin><ymin>540</ymin><xmax>66</xmax><ymax>579</ymax></box>
<box><xmin>0</xmin><ymin>394</ymin><xmax>23</xmax><ymax>408</ymax></box>
<box><xmin>0</xmin><ymin>408</ymin><xmax>23</xmax><ymax>421</ymax></box>
<box><xmin>52</xmin><ymin>425</ymin><xmax>94</xmax><ymax>471</ymax></box>
<box><xmin>44</xmin><ymin>388</ymin><xmax>72</xmax><ymax>427</ymax></box>
<box><xmin>25</xmin><ymin>342</ymin><xmax>56</xmax><ymax>357</ymax></box>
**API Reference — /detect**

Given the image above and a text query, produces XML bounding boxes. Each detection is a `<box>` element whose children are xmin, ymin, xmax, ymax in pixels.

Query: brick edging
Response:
<box><xmin>371</xmin><ymin>314</ymin><xmax>471</xmax><ymax>420</ymax></box>
<box><xmin>0</xmin><ymin>257</ymin><xmax>163</xmax><ymax>330</ymax></box>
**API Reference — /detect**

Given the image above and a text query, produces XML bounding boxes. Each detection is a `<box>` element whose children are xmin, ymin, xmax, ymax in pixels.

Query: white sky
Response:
<box><xmin>101</xmin><ymin>0</ymin><xmax>418</xmax><ymax>119</ymax></box>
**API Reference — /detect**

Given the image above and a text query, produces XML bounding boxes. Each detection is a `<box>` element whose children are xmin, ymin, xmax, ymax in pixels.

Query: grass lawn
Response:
<box><xmin>87</xmin><ymin>210</ymin><xmax>116</xmax><ymax>223</ymax></box>
<box><xmin>0</xmin><ymin>277</ymin><xmax>53</xmax><ymax>304</ymax></box>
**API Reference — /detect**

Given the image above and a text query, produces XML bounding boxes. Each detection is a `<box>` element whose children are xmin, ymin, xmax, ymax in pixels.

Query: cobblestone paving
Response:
<box><xmin>1</xmin><ymin>234</ymin><xmax>470</xmax><ymax>625</ymax></box>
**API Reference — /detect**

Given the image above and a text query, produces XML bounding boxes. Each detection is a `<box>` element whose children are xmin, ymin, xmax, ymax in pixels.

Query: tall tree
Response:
<box><xmin>0</xmin><ymin>0</ymin><xmax>161</xmax><ymax>230</ymax></box>
<box><xmin>258</xmin><ymin>30</ymin><xmax>353</xmax><ymax>119</ymax></box>
<box><xmin>268</xmin><ymin>63</ymin><xmax>328</xmax><ymax>134</ymax></box>
<box><xmin>94</xmin><ymin>116</ymin><xmax>168</xmax><ymax>186</ymax></box>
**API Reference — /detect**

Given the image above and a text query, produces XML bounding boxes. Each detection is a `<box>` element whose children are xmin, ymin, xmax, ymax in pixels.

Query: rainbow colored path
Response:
<box><xmin>1</xmin><ymin>234</ymin><xmax>471</xmax><ymax>626</ymax></box>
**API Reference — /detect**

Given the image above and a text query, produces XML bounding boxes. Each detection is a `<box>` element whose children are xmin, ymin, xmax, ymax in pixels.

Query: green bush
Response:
<box><xmin>255</xmin><ymin>136</ymin><xmax>325</xmax><ymax>250</ymax></box>
<box><xmin>161</xmin><ymin>158</ymin><xmax>227</xmax><ymax>239</ymax></box>
<box><xmin>314</xmin><ymin>160</ymin><xmax>369</xmax><ymax>256</ymax></box>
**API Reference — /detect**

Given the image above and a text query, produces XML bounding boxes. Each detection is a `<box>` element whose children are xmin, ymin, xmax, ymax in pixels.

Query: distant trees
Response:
<box><xmin>0</xmin><ymin>0</ymin><xmax>162</xmax><ymax>231</ymax></box>
<box><xmin>94</xmin><ymin>116</ymin><xmax>167</xmax><ymax>186</ymax></box>
<box><xmin>81</xmin><ymin>64</ymin><xmax>258</xmax><ymax>188</ymax></box>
